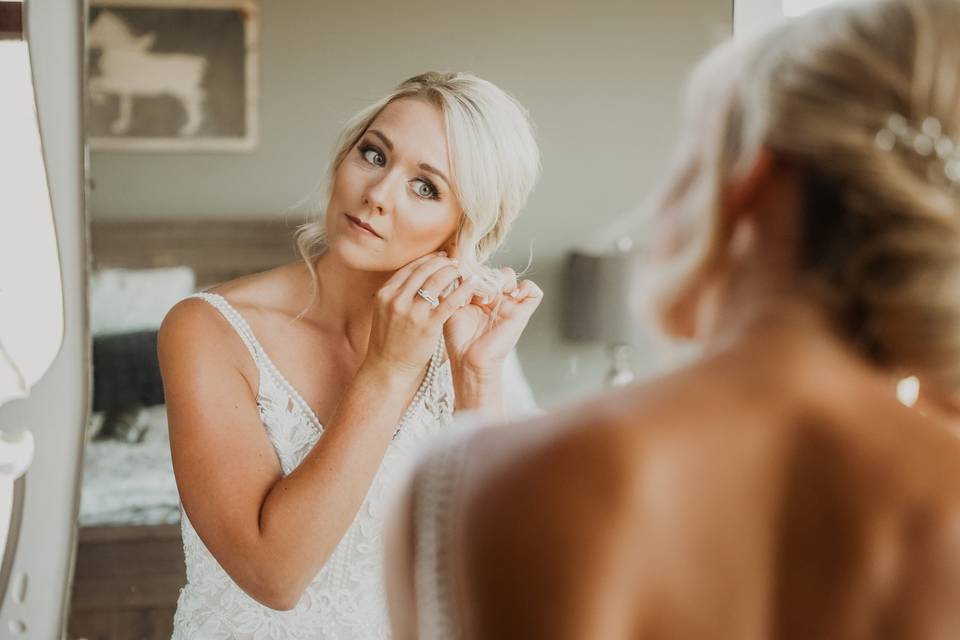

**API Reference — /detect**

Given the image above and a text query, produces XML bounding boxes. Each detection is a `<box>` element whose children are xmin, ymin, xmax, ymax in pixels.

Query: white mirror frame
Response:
<box><xmin>0</xmin><ymin>0</ymin><xmax>87</xmax><ymax>635</ymax></box>
<box><xmin>0</xmin><ymin>0</ymin><xmax>60</xmax><ymax>613</ymax></box>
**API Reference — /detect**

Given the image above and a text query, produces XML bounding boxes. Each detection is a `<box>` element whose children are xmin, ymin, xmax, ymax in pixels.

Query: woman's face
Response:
<box><xmin>325</xmin><ymin>97</ymin><xmax>463</xmax><ymax>273</ymax></box>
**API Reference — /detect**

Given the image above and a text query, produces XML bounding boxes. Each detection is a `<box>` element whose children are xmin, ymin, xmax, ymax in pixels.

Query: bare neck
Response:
<box><xmin>706</xmin><ymin>293</ymin><xmax>840</xmax><ymax>359</ymax></box>
<box><xmin>303</xmin><ymin>251</ymin><xmax>391</xmax><ymax>355</ymax></box>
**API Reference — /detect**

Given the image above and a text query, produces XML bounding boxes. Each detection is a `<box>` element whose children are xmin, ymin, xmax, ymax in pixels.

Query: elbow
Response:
<box><xmin>220</xmin><ymin>532</ymin><xmax>337</xmax><ymax>611</ymax></box>
<box><xmin>235</xmin><ymin>564</ymin><xmax>314</xmax><ymax>611</ymax></box>
<box><xmin>259</xmin><ymin>594</ymin><xmax>300</xmax><ymax>613</ymax></box>
<box><xmin>245</xmin><ymin>579</ymin><xmax>306</xmax><ymax>612</ymax></box>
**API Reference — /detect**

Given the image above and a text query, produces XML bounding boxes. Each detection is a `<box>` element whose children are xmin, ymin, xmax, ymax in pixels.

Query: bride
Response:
<box><xmin>390</xmin><ymin>0</ymin><xmax>960</xmax><ymax>636</ymax></box>
<box><xmin>158</xmin><ymin>71</ymin><xmax>542</xmax><ymax>638</ymax></box>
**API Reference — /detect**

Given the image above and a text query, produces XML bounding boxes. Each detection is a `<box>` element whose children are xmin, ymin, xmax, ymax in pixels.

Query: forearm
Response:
<box><xmin>241</xmin><ymin>364</ymin><xmax>422</xmax><ymax>607</ymax></box>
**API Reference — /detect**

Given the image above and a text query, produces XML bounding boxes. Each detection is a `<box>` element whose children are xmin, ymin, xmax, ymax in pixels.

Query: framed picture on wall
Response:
<box><xmin>87</xmin><ymin>0</ymin><xmax>259</xmax><ymax>152</ymax></box>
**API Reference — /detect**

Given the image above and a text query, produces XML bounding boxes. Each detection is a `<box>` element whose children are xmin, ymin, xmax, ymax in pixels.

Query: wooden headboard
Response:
<box><xmin>90</xmin><ymin>218</ymin><xmax>302</xmax><ymax>287</ymax></box>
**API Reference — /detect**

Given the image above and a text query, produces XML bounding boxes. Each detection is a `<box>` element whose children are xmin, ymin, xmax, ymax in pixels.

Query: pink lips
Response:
<box><xmin>345</xmin><ymin>214</ymin><xmax>382</xmax><ymax>239</ymax></box>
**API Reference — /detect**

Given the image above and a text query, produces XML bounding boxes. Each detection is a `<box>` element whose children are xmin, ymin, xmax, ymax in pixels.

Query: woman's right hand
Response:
<box><xmin>362</xmin><ymin>252</ymin><xmax>478</xmax><ymax>378</ymax></box>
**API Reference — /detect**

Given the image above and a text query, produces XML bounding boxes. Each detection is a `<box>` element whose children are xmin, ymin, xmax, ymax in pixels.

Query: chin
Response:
<box><xmin>329</xmin><ymin>239</ymin><xmax>380</xmax><ymax>271</ymax></box>
<box><xmin>329</xmin><ymin>236</ymin><xmax>408</xmax><ymax>274</ymax></box>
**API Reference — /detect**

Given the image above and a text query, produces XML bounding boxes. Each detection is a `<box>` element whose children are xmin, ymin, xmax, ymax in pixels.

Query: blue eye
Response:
<box><xmin>411</xmin><ymin>178</ymin><xmax>438</xmax><ymax>199</ymax></box>
<box><xmin>360</xmin><ymin>145</ymin><xmax>385</xmax><ymax>167</ymax></box>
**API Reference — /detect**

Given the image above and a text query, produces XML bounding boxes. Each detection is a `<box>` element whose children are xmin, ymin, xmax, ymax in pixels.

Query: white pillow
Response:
<box><xmin>89</xmin><ymin>267</ymin><xmax>196</xmax><ymax>336</ymax></box>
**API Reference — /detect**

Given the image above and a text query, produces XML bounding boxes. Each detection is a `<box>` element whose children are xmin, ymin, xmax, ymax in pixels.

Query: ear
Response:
<box><xmin>722</xmin><ymin>146</ymin><xmax>778</xmax><ymax>220</ymax></box>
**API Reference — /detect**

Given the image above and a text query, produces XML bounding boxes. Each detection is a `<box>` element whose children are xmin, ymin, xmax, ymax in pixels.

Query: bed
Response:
<box><xmin>67</xmin><ymin>218</ymin><xmax>298</xmax><ymax>640</ymax></box>
<box><xmin>79</xmin><ymin>407</ymin><xmax>180</xmax><ymax>528</ymax></box>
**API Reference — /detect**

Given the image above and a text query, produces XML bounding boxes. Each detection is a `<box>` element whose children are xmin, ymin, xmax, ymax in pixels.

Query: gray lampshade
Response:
<box><xmin>561</xmin><ymin>249</ymin><xmax>646</xmax><ymax>346</ymax></box>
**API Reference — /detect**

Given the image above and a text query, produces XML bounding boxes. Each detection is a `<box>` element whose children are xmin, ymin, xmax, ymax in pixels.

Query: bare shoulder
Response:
<box><xmin>159</xmin><ymin>296</ymin><xmax>229</xmax><ymax>358</ymax></box>
<box><xmin>205</xmin><ymin>261</ymin><xmax>307</xmax><ymax>316</ymax></box>
<box><xmin>158</xmin><ymin>296</ymin><xmax>251</xmax><ymax>379</ymax></box>
<box><xmin>158</xmin><ymin>260</ymin><xmax>303</xmax><ymax>366</ymax></box>
<box><xmin>451</xmin><ymin>402</ymin><xmax>648</xmax><ymax>637</ymax></box>
<box><xmin>453</xmin><ymin>370</ymin><xmax>729</xmax><ymax>572</ymax></box>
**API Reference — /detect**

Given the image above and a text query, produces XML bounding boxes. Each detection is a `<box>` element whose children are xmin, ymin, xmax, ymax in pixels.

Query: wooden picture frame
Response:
<box><xmin>86</xmin><ymin>0</ymin><xmax>259</xmax><ymax>152</ymax></box>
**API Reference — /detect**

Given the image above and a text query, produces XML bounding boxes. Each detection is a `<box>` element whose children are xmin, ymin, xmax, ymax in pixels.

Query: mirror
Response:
<box><xmin>0</xmin><ymin>0</ymin><xmax>62</xmax><ymax>609</ymax></box>
<box><xmin>73</xmin><ymin>1</ymin><xmax>732</xmax><ymax>637</ymax></box>
<box><xmin>0</xmin><ymin>9</ymin><xmax>62</xmax><ymax>409</ymax></box>
<box><xmin>0</xmin><ymin>0</ymin><xmax>87</xmax><ymax>636</ymax></box>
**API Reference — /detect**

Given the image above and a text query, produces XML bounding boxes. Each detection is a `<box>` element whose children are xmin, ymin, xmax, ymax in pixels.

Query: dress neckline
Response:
<box><xmin>199</xmin><ymin>292</ymin><xmax>324</xmax><ymax>432</ymax></box>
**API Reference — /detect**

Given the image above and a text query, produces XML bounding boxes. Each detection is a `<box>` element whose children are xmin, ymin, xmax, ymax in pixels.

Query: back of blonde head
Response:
<box><xmin>662</xmin><ymin>0</ymin><xmax>960</xmax><ymax>391</ymax></box>
<box><xmin>296</xmin><ymin>72</ymin><xmax>540</xmax><ymax>298</ymax></box>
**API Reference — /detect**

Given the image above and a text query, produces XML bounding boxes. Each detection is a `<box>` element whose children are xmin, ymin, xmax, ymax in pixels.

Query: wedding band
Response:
<box><xmin>416</xmin><ymin>288</ymin><xmax>440</xmax><ymax>309</ymax></box>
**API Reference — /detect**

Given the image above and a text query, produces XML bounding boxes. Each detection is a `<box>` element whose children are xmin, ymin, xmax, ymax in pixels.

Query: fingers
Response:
<box><xmin>421</xmin><ymin>267</ymin><xmax>462</xmax><ymax>302</ymax></box>
<box><xmin>472</xmin><ymin>267</ymin><xmax>518</xmax><ymax>306</ymax></box>
<box><xmin>500</xmin><ymin>279</ymin><xmax>544</xmax><ymax>317</ymax></box>
<box><xmin>511</xmin><ymin>278</ymin><xmax>543</xmax><ymax>301</ymax></box>
<box><xmin>498</xmin><ymin>268</ymin><xmax>518</xmax><ymax>295</ymax></box>
<box><xmin>381</xmin><ymin>251</ymin><xmax>447</xmax><ymax>294</ymax></box>
<box><xmin>395</xmin><ymin>256</ymin><xmax>461</xmax><ymax>306</ymax></box>
<box><xmin>435</xmin><ymin>275</ymin><xmax>480</xmax><ymax>320</ymax></box>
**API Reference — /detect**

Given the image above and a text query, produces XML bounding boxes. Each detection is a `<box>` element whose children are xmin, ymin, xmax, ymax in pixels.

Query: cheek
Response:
<box><xmin>328</xmin><ymin>166</ymin><xmax>359</xmax><ymax>207</ymax></box>
<box><xmin>396</xmin><ymin>204</ymin><xmax>461</xmax><ymax>249</ymax></box>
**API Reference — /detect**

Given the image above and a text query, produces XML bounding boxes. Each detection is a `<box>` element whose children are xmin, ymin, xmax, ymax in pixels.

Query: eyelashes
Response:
<box><xmin>411</xmin><ymin>178</ymin><xmax>439</xmax><ymax>200</ymax></box>
<box><xmin>359</xmin><ymin>144</ymin><xmax>386</xmax><ymax>167</ymax></box>
<box><xmin>356</xmin><ymin>141</ymin><xmax>442</xmax><ymax>201</ymax></box>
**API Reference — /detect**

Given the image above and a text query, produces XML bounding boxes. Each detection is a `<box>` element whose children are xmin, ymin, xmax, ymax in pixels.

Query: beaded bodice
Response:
<box><xmin>171</xmin><ymin>292</ymin><xmax>455</xmax><ymax>639</ymax></box>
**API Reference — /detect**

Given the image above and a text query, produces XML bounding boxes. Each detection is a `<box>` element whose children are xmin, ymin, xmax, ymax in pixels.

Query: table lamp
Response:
<box><xmin>561</xmin><ymin>244</ymin><xmax>646</xmax><ymax>386</ymax></box>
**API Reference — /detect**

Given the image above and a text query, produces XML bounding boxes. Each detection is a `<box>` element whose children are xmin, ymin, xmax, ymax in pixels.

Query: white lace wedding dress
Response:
<box><xmin>171</xmin><ymin>292</ymin><xmax>536</xmax><ymax>639</ymax></box>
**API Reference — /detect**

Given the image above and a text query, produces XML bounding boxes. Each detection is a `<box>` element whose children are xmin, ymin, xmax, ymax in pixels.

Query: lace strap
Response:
<box><xmin>188</xmin><ymin>292</ymin><xmax>264</xmax><ymax>368</ymax></box>
<box><xmin>413</xmin><ymin>431</ymin><xmax>476</xmax><ymax>640</ymax></box>
<box><xmin>188</xmin><ymin>292</ymin><xmax>324</xmax><ymax>432</ymax></box>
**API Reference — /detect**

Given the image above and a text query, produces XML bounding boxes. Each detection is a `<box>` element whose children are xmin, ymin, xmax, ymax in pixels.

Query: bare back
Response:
<box><xmin>401</xmin><ymin>325</ymin><xmax>960</xmax><ymax>639</ymax></box>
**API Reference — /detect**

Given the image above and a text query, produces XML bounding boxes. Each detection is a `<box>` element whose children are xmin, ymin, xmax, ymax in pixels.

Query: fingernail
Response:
<box><xmin>437</xmin><ymin>250</ymin><xmax>447</xmax><ymax>256</ymax></box>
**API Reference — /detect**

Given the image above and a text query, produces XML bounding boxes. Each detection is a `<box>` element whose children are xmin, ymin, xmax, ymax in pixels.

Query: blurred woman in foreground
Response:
<box><xmin>388</xmin><ymin>0</ymin><xmax>960</xmax><ymax>637</ymax></box>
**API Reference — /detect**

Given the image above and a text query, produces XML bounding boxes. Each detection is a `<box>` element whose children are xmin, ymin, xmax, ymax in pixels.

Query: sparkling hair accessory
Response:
<box><xmin>875</xmin><ymin>114</ymin><xmax>960</xmax><ymax>188</ymax></box>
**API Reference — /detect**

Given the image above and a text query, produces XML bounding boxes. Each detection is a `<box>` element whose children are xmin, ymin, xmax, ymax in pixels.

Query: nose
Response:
<box><xmin>362</xmin><ymin>170</ymin><xmax>397</xmax><ymax>216</ymax></box>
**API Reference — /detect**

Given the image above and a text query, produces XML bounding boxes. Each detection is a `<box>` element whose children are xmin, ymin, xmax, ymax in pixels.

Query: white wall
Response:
<box><xmin>0</xmin><ymin>0</ymin><xmax>87</xmax><ymax>636</ymax></box>
<box><xmin>89</xmin><ymin>0</ymin><xmax>733</xmax><ymax>405</ymax></box>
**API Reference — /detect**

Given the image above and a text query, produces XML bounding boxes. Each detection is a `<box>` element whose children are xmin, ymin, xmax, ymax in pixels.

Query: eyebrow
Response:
<box><xmin>418</xmin><ymin>162</ymin><xmax>450</xmax><ymax>189</ymax></box>
<box><xmin>367</xmin><ymin>129</ymin><xmax>394</xmax><ymax>151</ymax></box>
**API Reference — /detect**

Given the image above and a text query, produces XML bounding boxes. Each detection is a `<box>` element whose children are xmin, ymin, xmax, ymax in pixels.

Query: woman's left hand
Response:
<box><xmin>443</xmin><ymin>268</ymin><xmax>543</xmax><ymax>379</ymax></box>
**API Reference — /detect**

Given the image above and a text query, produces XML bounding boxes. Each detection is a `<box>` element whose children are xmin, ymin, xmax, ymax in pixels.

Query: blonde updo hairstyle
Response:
<box><xmin>296</xmin><ymin>72</ymin><xmax>541</xmax><ymax>299</ymax></box>
<box><xmin>658</xmin><ymin>0</ymin><xmax>960</xmax><ymax>391</ymax></box>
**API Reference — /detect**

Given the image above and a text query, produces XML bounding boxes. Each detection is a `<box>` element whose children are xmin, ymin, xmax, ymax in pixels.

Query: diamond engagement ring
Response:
<box><xmin>416</xmin><ymin>288</ymin><xmax>440</xmax><ymax>309</ymax></box>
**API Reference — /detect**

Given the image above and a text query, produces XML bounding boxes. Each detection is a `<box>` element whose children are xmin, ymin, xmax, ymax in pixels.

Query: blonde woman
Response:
<box><xmin>390</xmin><ymin>1</ymin><xmax>960</xmax><ymax>637</ymax></box>
<box><xmin>159</xmin><ymin>72</ymin><xmax>542</xmax><ymax>638</ymax></box>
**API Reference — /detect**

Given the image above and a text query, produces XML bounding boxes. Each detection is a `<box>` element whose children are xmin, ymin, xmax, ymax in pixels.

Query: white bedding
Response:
<box><xmin>79</xmin><ymin>405</ymin><xmax>181</xmax><ymax>526</ymax></box>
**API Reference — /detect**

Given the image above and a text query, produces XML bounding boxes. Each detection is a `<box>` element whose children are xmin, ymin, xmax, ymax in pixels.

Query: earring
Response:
<box><xmin>896</xmin><ymin>375</ymin><xmax>920</xmax><ymax>407</ymax></box>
